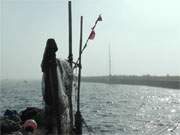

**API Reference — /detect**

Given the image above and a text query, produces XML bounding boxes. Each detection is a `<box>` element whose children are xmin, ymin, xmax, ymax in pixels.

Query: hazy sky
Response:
<box><xmin>0</xmin><ymin>0</ymin><xmax>180</xmax><ymax>79</ymax></box>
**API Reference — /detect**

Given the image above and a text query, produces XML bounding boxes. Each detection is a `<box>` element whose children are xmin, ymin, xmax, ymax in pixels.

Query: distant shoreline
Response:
<box><xmin>82</xmin><ymin>75</ymin><xmax>180</xmax><ymax>89</ymax></box>
<box><xmin>1</xmin><ymin>75</ymin><xmax>180</xmax><ymax>89</ymax></box>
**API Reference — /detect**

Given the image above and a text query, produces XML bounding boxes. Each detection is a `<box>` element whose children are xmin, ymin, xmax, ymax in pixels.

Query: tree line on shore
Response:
<box><xmin>82</xmin><ymin>75</ymin><xmax>180</xmax><ymax>89</ymax></box>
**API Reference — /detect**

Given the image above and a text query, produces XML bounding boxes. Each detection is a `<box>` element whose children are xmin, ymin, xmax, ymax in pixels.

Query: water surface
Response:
<box><xmin>1</xmin><ymin>80</ymin><xmax>180</xmax><ymax>135</ymax></box>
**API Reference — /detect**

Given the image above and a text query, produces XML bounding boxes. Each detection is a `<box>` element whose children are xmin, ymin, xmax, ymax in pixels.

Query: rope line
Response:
<box><xmin>146</xmin><ymin>121</ymin><xmax>180</xmax><ymax>135</ymax></box>
<box><xmin>82</xmin><ymin>116</ymin><xmax>96</xmax><ymax>135</ymax></box>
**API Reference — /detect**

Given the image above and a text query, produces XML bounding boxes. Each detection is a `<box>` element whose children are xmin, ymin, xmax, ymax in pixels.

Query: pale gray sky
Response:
<box><xmin>0</xmin><ymin>0</ymin><xmax>180</xmax><ymax>79</ymax></box>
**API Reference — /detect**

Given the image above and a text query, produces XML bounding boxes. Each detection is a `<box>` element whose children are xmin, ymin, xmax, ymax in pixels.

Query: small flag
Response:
<box><xmin>88</xmin><ymin>30</ymin><xmax>95</xmax><ymax>40</ymax></box>
<box><xmin>97</xmin><ymin>15</ymin><xmax>102</xmax><ymax>22</ymax></box>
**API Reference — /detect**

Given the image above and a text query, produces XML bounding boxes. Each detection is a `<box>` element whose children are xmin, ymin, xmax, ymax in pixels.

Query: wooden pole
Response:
<box><xmin>68</xmin><ymin>1</ymin><xmax>73</xmax><ymax>67</ymax></box>
<box><xmin>75</xmin><ymin>16</ymin><xmax>83</xmax><ymax>135</ymax></box>
<box><xmin>77</xmin><ymin>16</ymin><xmax>83</xmax><ymax>112</ymax></box>
<box><xmin>68</xmin><ymin>1</ymin><xmax>74</xmax><ymax>130</ymax></box>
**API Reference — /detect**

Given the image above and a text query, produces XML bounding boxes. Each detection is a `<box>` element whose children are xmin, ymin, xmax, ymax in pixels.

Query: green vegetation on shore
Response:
<box><xmin>82</xmin><ymin>75</ymin><xmax>180</xmax><ymax>89</ymax></box>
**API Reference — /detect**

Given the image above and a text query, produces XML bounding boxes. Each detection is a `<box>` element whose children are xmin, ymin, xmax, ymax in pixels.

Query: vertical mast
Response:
<box><xmin>109</xmin><ymin>44</ymin><xmax>112</xmax><ymax>82</ymax></box>
<box><xmin>68</xmin><ymin>1</ymin><xmax>73</xmax><ymax>67</ymax></box>
<box><xmin>75</xmin><ymin>16</ymin><xmax>83</xmax><ymax>135</ymax></box>
<box><xmin>77</xmin><ymin>16</ymin><xmax>83</xmax><ymax>113</ymax></box>
<box><xmin>68</xmin><ymin>1</ymin><xmax>73</xmax><ymax>130</ymax></box>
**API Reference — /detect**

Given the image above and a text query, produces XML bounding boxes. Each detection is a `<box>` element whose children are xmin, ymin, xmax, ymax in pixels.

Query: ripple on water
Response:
<box><xmin>1</xmin><ymin>81</ymin><xmax>180</xmax><ymax>135</ymax></box>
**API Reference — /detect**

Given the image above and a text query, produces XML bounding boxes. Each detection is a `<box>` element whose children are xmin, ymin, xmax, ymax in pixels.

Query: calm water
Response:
<box><xmin>1</xmin><ymin>80</ymin><xmax>180</xmax><ymax>135</ymax></box>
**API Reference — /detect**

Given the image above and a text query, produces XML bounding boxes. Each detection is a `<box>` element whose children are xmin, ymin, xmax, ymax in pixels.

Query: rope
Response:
<box><xmin>168</xmin><ymin>121</ymin><xmax>179</xmax><ymax>133</ymax></box>
<box><xmin>81</xmin><ymin>116</ymin><xmax>96</xmax><ymax>135</ymax></box>
<box><xmin>146</xmin><ymin>120</ymin><xmax>180</xmax><ymax>135</ymax></box>
<box><xmin>72</xmin><ymin>64</ymin><xmax>95</xmax><ymax>135</ymax></box>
